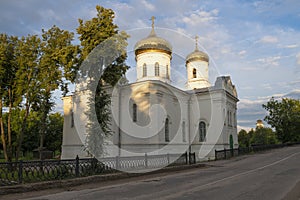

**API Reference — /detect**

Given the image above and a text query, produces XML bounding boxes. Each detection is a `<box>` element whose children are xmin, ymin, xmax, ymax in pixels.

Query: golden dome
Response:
<box><xmin>186</xmin><ymin>49</ymin><xmax>209</xmax><ymax>63</ymax></box>
<box><xmin>134</xmin><ymin>17</ymin><xmax>172</xmax><ymax>56</ymax></box>
<box><xmin>186</xmin><ymin>36</ymin><xmax>209</xmax><ymax>63</ymax></box>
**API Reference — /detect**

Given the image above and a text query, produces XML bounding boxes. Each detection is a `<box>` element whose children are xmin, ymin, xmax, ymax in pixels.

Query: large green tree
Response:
<box><xmin>76</xmin><ymin>5</ymin><xmax>129</xmax><ymax>157</ymax></box>
<box><xmin>0</xmin><ymin>5</ymin><xmax>128</xmax><ymax>160</ymax></box>
<box><xmin>238</xmin><ymin>127</ymin><xmax>278</xmax><ymax>147</ymax></box>
<box><xmin>238</xmin><ymin>129</ymin><xmax>250</xmax><ymax>147</ymax></box>
<box><xmin>250</xmin><ymin>127</ymin><xmax>278</xmax><ymax>145</ymax></box>
<box><xmin>14</xmin><ymin>34</ymin><xmax>42</xmax><ymax>161</ymax></box>
<box><xmin>0</xmin><ymin>34</ymin><xmax>19</xmax><ymax>161</ymax></box>
<box><xmin>37</xmin><ymin>26</ymin><xmax>78</xmax><ymax>153</ymax></box>
<box><xmin>263</xmin><ymin>98</ymin><xmax>300</xmax><ymax>143</ymax></box>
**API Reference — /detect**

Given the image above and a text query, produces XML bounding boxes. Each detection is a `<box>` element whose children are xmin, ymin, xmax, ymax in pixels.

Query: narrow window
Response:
<box><xmin>71</xmin><ymin>109</ymin><xmax>74</xmax><ymax>128</ymax></box>
<box><xmin>166</xmin><ymin>65</ymin><xmax>169</xmax><ymax>79</ymax></box>
<box><xmin>223</xmin><ymin>109</ymin><xmax>226</xmax><ymax>125</ymax></box>
<box><xmin>193</xmin><ymin>68</ymin><xmax>197</xmax><ymax>78</ymax></box>
<box><xmin>227</xmin><ymin>110</ymin><xmax>230</xmax><ymax>126</ymax></box>
<box><xmin>199</xmin><ymin>121</ymin><xmax>206</xmax><ymax>142</ymax></box>
<box><xmin>229</xmin><ymin>111</ymin><xmax>232</xmax><ymax>126</ymax></box>
<box><xmin>233</xmin><ymin>112</ymin><xmax>236</xmax><ymax>127</ymax></box>
<box><xmin>182</xmin><ymin>121</ymin><xmax>186</xmax><ymax>142</ymax></box>
<box><xmin>165</xmin><ymin>118</ymin><xmax>170</xmax><ymax>142</ymax></box>
<box><xmin>143</xmin><ymin>63</ymin><xmax>147</xmax><ymax>77</ymax></box>
<box><xmin>155</xmin><ymin>62</ymin><xmax>159</xmax><ymax>76</ymax></box>
<box><xmin>133</xmin><ymin>103</ymin><xmax>137</xmax><ymax>122</ymax></box>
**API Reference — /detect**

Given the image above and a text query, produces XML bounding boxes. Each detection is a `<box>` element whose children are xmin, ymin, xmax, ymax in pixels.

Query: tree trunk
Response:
<box><xmin>7</xmin><ymin>88</ymin><xmax>12</xmax><ymax>162</ymax></box>
<box><xmin>39</xmin><ymin>90</ymin><xmax>51</xmax><ymax>150</ymax></box>
<box><xmin>0</xmin><ymin>99</ymin><xmax>8</xmax><ymax>161</ymax></box>
<box><xmin>15</xmin><ymin>102</ymin><xmax>29</xmax><ymax>161</ymax></box>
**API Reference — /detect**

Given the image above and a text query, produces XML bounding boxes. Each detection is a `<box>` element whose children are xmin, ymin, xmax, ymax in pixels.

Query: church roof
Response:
<box><xmin>186</xmin><ymin>36</ymin><xmax>209</xmax><ymax>63</ymax></box>
<box><xmin>186</xmin><ymin>49</ymin><xmax>209</xmax><ymax>63</ymax></box>
<box><xmin>134</xmin><ymin>17</ymin><xmax>172</xmax><ymax>56</ymax></box>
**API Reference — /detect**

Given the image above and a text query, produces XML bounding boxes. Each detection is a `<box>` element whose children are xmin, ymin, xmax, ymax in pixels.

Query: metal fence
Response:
<box><xmin>215</xmin><ymin>142</ymin><xmax>300</xmax><ymax>160</ymax></box>
<box><xmin>0</xmin><ymin>152</ymin><xmax>196</xmax><ymax>186</ymax></box>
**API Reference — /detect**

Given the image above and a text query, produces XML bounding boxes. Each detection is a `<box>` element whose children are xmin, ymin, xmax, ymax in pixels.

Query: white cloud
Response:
<box><xmin>259</xmin><ymin>35</ymin><xmax>278</xmax><ymax>43</ymax></box>
<box><xmin>182</xmin><ymin>9</ymin><xmax>219</xmax><ymax>26</ymax></box>
<box><xmin>140</xmin><ymin>0</ymin><xmax>155</xmax><ymax>11</ymax></box>
<box><xmin>261</xmin><ymin>83</ymin><xmax>272</xmax><ymax>90</ymax></box>
<box><xmin>256</xmin><ymin>56</ymin><xmax>281</xmax><ymax>66</ymax></box>
<box><xmin>238</xmin><ymin>50</ymin><xmax>247</xmax><ymax>56</ymax></box>
<box><xmin>284</xmin><ymin>44</ymin><xmax>298</xmax><ymax>49</ymax></box>
<box><xmin>237</xmin><ymin>125</ymin><xmax>252</xmax><ymax>132</ymax></box>
<box><xmin>296</xmin><ymin>53</ymin><xmax>300</xmax><ymax>65</ymax></box>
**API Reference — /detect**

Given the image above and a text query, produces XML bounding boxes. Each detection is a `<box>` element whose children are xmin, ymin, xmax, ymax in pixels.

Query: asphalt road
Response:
<box><xmin>5</xmin><ymin>145</ymin><xmax>300</xmax><ymax>200</ymax></box>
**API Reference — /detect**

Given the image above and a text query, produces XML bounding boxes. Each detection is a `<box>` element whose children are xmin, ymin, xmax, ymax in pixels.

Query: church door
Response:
<box><xmin>229</xmin><ymin>135</ymin><xmax>234</xmax><ymax>149</ymax></box>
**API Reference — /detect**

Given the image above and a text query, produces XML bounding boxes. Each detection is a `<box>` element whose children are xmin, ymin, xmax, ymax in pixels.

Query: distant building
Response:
<box><xmin>61</xmin><ymin>18</ymin><xmax>239</xmax><ymax>161</ymax></box>
<box><xmin>256</xmin><ymin>120</ymin><xmax>264</xmax><ymax>128</ymax></box>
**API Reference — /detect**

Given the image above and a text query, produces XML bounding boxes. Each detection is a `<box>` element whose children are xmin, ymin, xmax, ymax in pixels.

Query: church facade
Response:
<box><xmin>61</xmin><ymin>20</ymin><xmax>239</xmax><ymax>161</ymax></box>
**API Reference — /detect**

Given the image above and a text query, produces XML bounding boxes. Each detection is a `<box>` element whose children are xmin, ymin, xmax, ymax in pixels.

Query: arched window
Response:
<box><xmin>143</xmin><ymin>63</ymin><xmax>147</xmax><ymax>77</ymax></box>
<box><xmin>182</xmin><ymin>121</ymin><xmax>186</xmax><ymax>142</ymax></box>
<box><xmin>199</xmin><ymin>121</ymin><xmax>206</xmax><ymax>142</ymax></box>
<box><xmin>166</xmin><ymin>65</ymin><xmax>169</xmax><ymax>78</ymax></box>
<box><xmin>165</xmin><ymin>118</ymin><xmax>170</xmax><ymax>142</ymax></box>
<box><xmin>133</xmin><ymin>103</ymin><xmax>137</xmax><ymax>122</ymax></box>
<box><xmin>193</xmin><ymin>68</ymin><xmax>197</xmax><ymax>78</ymax></box>
<box><xmin>155</xmin><ymin>62</ymin><xmax>159</xmax><ymax>76</ymax></box>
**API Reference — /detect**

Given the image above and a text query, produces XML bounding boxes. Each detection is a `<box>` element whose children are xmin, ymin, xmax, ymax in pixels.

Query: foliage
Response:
<box><xmin>45</xmin><ymin>113</ymin><xmax>63</xmax><ymax>152</ymax></box>
<box><xmin>0</xmin><ymin>5</ymin><xmax>128</xmax><ymax>160</ymax></box>
<box><xmin>263</xmin><ymin>98</ymin><xmax>300</xmax><ymax>143</ymax></box>
<box><xmin>0</xmin><ymin>34</ymin><xmax>18</xmax><ymax>161</ymax></box>
<box><xmin>0</xmin><ymin>110</ymin><xmax>63</xmax><ymax>155</ymax></box>
<box><xmin>237</xmin><ymin>129</ymin><xmax>249</xmax><ymax>147</ymax></box>
<box><xmin>250</xmin><ymin>127</ymin><xmax>278</xmax><ymax>145</ymax></box>
<box><xmin>76</xmin><ymin>5</ymin><xmax>129</xmax><ymax>157</ymax></box>
<box><xmin>238</xmin><ymin>127</ymin><xmax>279</xmax><ymax>147</ymax></box>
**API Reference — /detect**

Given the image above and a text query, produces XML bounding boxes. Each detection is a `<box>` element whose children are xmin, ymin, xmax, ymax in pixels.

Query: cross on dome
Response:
<box><xmin>195</xmin><ymin>35</ymin><xmax>199</xmax><ymax>50</ymax></box>
<box><xmin>151</xmin><ymin>16</ymin><xmax>156</xmax><ymax>29</ymax></box>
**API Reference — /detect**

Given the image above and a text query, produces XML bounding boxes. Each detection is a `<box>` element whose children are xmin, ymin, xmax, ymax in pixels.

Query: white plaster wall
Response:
<box><xmin>136</xmin><ymin>51</ymin><xmax>171</xmax><ymax>83</ymax></box>
<box><xmin>61</xmin><ymin>96</ymin><xmax>89</xmax><ymax>159</ymax></box>
<box><xmin>186</xmin><ymin>60</ymin><xmax>210</xmax><ymax>89</ymax></box>
<box><xmin>115</xmin><ymin>81</ymin><xmax>190</xmax><ymax>155</ymax></box>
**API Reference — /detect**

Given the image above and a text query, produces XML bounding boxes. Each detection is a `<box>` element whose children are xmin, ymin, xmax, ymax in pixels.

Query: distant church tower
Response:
<box><xmin>134</xmin><ymin>17</ymin><xmax>172</xmax><ymax>83</ymax></box>
<box><xmin>256</xmin><ymin>119</ymin><xmax>264</xmax><ymax>128</ymax></box>
<box><xmin>186</xmin><ymin>36</ymin><xmax>210</xmax><ymax>89</ymax></box>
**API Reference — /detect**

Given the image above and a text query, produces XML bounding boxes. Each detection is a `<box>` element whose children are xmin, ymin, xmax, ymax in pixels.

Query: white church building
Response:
<box><xmin>61</xmin><ymin>19</ymin><xmax>239</xmax><ymax>161</ymax></box>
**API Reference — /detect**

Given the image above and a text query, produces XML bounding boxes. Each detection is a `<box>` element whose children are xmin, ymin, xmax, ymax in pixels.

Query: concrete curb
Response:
<box><xmin>0</xmin><ymin>163</ymin><xmax>207</xmax><ymax>195</ymax></box>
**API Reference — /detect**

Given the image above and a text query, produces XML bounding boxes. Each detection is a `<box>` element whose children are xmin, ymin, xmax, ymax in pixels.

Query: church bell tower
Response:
<box><xmin>134</xmin><ymin>17</ymin><xmax>172</xmax><ymax>83</ymax></box>
<box><xmin>186</xmin><ymin>36</ymin><xmax>210</xmax><ymax>89</ymax></box>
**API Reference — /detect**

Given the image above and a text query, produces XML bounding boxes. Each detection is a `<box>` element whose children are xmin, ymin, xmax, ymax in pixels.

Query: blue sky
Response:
<box><xmin>0</xmin><ymin>0</ymin><xmax>299</xmax><ymax>130</ymax></box>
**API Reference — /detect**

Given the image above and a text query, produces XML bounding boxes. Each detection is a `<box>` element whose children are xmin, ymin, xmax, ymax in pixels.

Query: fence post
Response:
<box><xmin>92</xmin><ymin>157</ymin><xmax>97</xmax><ymax>173</ymax></box>
<box><xmin>185</xmin><ymin>152</ymin><xmax>188</xmax><ymax>165</ymax></box>
<box><xmin>224</xmin><ymin>148</ymin><xmax>226</xmax><ymax>159</ymax></box>
<box><xmin>167</xmin><ymin>153</ymin><xmax>170</xmax><ymax>165</ymax></box>
<box><xmin>145</xmin><ymin>153</ymin><xmax>148</xmax><ymax>168</ymax></box>
<box><xmin>18</xmin><ymin>160</ymin><xmax>23</xmax><ymax>184</ymax></box>
<box><xmin>116</xmin><ymin>156</ymin><xmax>119</xmax><ymax>170</ymax></box>
<box><xmin>75</xmin><ymin>155</ymin><xmax>79</xmax><ymax>177</ymax></box>
<box><xmin>193</xmin><ymin>153</ymin><xmax>196</xmax><ymax>164</ymax></box>
<box><xmin>215</xmin><ymin>149</ymin><xmax>217</xmax><ymax>160</ymax></box>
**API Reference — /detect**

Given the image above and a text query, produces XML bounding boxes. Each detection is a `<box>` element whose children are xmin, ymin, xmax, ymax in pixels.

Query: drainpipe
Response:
<box><xmin>118</xmin><ymin>87</ymin><xmax>122</xmax><ymax>157</ymax></box>
<box><xmin>188</xmin><ymin>96</ymin><xmax>192</xmax><ymax>160</ymax></box>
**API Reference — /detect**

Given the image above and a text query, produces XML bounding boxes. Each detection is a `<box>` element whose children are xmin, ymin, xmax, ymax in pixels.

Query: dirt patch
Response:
<box><xmin>283</xmin><ymin>180</ymin><xmax>300</xmax><ymax>200</ymax></box>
